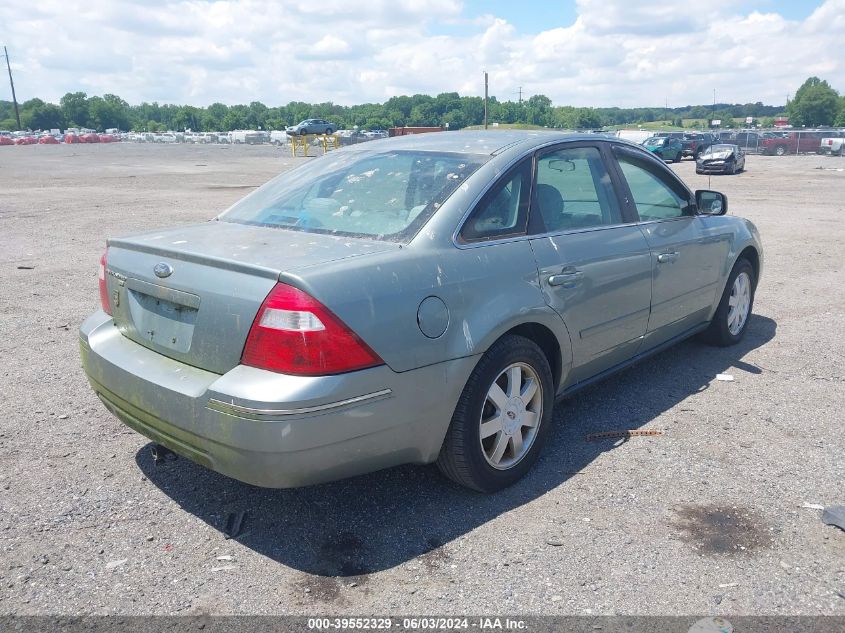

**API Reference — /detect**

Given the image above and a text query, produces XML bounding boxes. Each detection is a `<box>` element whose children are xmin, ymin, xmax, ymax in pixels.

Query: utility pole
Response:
<box><xmin>518</xmin><ymin>86</ymin><xmax>523</xmax><ymax>104</ymax></box>
<box><xmin>483</xmin><ymin>71</ymin><xmax>488</xmax><ymax>130</ymax></box>
<box><xmin>712</xmin><ymin>88</ymin><xmax>716</xmax><ymax>128</ymax></box>
<box><xmin>3</xmin><ymin>47</ymin><xmax>21</xmax><ymax>130</ymax></box>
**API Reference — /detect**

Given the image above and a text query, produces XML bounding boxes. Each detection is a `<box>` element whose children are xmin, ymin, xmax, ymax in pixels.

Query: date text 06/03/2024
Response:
<box><xmin>306</xmin><ymin>617</ymin><xmax>528</xmax><ymax>630</ymax></box>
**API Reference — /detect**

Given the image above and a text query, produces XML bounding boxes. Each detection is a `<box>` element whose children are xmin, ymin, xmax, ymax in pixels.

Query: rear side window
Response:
<box><xmin>220</xmin><ymin>150</ymin><xmax>485</xmax><ymax>242</ymax></box>
<box><xmin>533</xmin><ymin>146</ymin><xmax>622</xmax><ymax>232</ymax></box>
<box><xmin>460</xmin><ymin>159</ymin><xmax>531</xmax><ymax>242</ymax></box>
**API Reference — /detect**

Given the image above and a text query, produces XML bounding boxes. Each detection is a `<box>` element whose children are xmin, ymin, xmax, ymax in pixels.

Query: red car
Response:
<box><xmin>99</xmin><ymin>134</ymin><xmax>118</xmax><ymax>143</ymax></box>
<box><xmin>64</xmin><ymin>133</ymin><xmax>80</xmax><ymax>143</ymax></box>
<box><xmin>0</xmin><ymin>136</ymin><xmax>14</xmax><ymax>146</ymax></box>
<box><xmin>14</xmin><ymin>136</ymin><xmax>37</xmax><ymax>145</ymax></box>
<box><xmin>80</xmin><ymin>133</ymin><xmax>100</xmax><ymax>143</ymax></box>
<box><xmin>38</xmin><ymin>135</ymin><xmax>60</xmax><ymax>144</ymax></box>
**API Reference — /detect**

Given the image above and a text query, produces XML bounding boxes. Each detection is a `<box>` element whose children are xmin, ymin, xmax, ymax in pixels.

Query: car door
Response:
<box><xmin>610</xmin><ymin>145</ymin><xmax>730</xmax><ymax>349</ymax></box>
<box><xmin>527</xmin><ymin>143</ymin><xmax>653</xmax><ymax>386</ymax></box>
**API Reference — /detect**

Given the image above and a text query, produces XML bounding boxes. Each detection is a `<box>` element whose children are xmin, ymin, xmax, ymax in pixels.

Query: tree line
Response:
<box><xmin>1</xmin><ymin>76</ymin><xmax>842</xmax><ymax>133</ymax></box>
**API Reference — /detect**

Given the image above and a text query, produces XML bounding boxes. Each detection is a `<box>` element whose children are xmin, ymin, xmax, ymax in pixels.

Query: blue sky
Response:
<box><xmin>458</xmin><ymin>0</ymin><xmax>820</xmax><ymax>35</ymax></box>
<box><xmin>0</xmin><ymin>0</ymin><xmax>842</xmax><ymax>108</ymax></box>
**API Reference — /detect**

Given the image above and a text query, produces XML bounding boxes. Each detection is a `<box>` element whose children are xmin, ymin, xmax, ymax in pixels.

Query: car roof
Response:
<box><xmin>344</xmin><ymin>130</ymin><xmax>612</xmax><ymax>156</ymax></box>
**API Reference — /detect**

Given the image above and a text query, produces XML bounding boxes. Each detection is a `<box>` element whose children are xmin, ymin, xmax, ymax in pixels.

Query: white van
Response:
<box><xmin>615</xmin><ymin>130</ymin><xmax>653</xmax><ymax>145</ymax></box>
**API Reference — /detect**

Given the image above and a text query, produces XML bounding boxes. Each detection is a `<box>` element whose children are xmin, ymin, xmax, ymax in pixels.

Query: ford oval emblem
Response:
<box><xmin>153</xmin><ymin>262</ymin><xmax>173</xmax><ymax>278</ymax></box>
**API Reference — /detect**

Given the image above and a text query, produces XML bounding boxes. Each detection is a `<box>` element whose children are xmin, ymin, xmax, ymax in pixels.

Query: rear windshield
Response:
<box><xmin>219</xmin><ymin>150</ymin><xmax>486</xmax><ymax>241</ymax></box>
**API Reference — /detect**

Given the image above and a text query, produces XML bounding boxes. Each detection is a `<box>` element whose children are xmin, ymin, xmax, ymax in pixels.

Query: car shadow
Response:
<box><xmin>136</xmin><ymin>315</ymin><xmax>776</xmax><ymax>577</ymax></box>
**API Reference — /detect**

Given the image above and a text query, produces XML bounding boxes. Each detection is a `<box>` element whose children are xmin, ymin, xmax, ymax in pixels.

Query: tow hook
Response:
<box><xmin>151</xmin><ymin>443</ymin><xmax>177</xmax><ymax>464</ymax></box>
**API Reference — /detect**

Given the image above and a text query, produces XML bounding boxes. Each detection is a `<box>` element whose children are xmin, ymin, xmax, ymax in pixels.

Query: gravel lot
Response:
<box><xmin>0</xmin><ymin>143</ymin><xmax>843</xmax><ymax>616</ymax></box>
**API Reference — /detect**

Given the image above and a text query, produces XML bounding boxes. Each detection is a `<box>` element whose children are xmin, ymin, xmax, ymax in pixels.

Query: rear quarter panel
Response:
<box><xmin>285</xmin><ymin>241</ymin><xmax>573</xmax><ymax>377</ymax></box>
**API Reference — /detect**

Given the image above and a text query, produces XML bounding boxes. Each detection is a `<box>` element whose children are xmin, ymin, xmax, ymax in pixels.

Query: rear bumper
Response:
<box><xmin>80</xmin><ymin>311</ymin><xmax>476</xmax><ymax>487</ymax></box>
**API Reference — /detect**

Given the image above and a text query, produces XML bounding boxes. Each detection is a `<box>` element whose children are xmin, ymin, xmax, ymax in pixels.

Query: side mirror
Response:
<box><xmin>696</xmin><ymin>190</ymin><xmax>728</xmax><ymax>216</ymax></box>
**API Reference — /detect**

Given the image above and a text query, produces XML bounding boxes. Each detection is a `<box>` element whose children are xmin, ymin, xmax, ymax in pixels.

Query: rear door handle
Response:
<box><xmin>548</xmin><ymin>270</ymin><xmax>584</xmax><ymax>287</ymax></box>
<box><xmin>657</xmin><ymin>252</ymin><xmax>679</xmax><ymax>264</ymax></box>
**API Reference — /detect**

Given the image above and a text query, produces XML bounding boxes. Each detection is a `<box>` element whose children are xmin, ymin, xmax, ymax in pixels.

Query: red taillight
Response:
<box><xmin>98</xmin><ymin>250</ymin><xmax>112</xmax><ymax>315</ymax></box>
<box><xmin>241</xmin><ymin>283</ymin><xmax>384</xmax><ymax>376</ymax></box>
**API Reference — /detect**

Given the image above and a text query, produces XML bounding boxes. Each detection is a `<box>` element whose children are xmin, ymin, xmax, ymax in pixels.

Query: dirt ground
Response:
<box><xmin>0</xmin><ymin>142</ymin><xmax>843</xmax><ymax>616</ymax></box>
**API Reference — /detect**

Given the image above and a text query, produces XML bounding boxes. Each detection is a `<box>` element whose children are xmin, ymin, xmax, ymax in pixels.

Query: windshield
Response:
<box><xmin>645</xmin><ymin>137</ymin><xmax>666</xmax><ymax>145</ymax></box>
<box><xmin>708</xmin><ymin>144</ymin><xmax>735</xmax><ymax>152</ymax></box>
<box><xmin>219</xmin><ymin>149</ymin><xmax>485</xmax><ymax>241</ymax></box>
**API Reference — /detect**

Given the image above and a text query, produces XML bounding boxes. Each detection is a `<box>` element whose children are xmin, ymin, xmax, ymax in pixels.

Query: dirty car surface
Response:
<box><xmin>80</xmin><ymin>131</ymin><xmax>763</xmax><ymax>492</ymax></box>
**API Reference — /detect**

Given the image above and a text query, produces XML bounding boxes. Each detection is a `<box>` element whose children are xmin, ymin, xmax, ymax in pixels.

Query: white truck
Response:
<box><xmin>819</xmin><ymin>133</ymin><xmax>845</xmax><ymax>156</ymax></box>
<box><xmin>230</xmin><ymin>130</ymin><xmax>266</xmax><ymax>144</ymax></box>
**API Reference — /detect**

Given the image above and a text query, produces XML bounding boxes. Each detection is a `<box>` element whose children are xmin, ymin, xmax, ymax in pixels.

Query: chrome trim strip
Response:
<box><xmin>206</xmin><ymin>388</ymin><xmax>393</xmax><ymax>419</ymax></box>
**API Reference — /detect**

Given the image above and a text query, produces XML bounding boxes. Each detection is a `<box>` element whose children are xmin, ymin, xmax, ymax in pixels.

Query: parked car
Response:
<box><xmin>38</xmin><ymin>135</ymin><xmax>60</xmax><ymax>144</ymax></box>
<box><xmin>819</xmin><ymin>133</ymin><xmax>845</xmax><ymax>156</ymax></box>
<box><xmin>286</xmin><ymin>119</ymin><xmax>336</xmax><ymax>136</ymax></box>
<box><xmin>80</xmin><ymin>133</ymin><xmax>100</xmax><ymax>143</ymax></box>
<box><xmin>696</xmin><ymin>144</ymin><xmax>746</xmax><ymax>175</ymax></box>
<box><xmin>64</xmin><ymin>133</ymin><xmax>81</xmax><ymax>144</ymax></box>
<box><xmin>80</xmin><ymin>131</ymin><xmax>762</xmax><ymax>492</ymax></box>
<box><xmin>642</xmin><ymin>136</ymin><xmax>682</xmax><ymax>162</ymax></box>
<box><xmin>759</xmin><ymin>131</ymin><xmax>825</xmax><ymax>156</ymax></box>
<box><xmin>680</xmin><ymin>133</ymin><xmax>717</xmax><ymax>159</ymax></box>
<box><xmin>14</xmin><ymin>136</ymin><xmax>37</xmax><ymax>145</ymax></box>
<box><xmin>270</xmin><ymin>130</ymin><xmax>289</xmax><ymax>145</ymax></box>
<box><xmin>0</xmin><ymin>135</ymin><xmax>15</xmax><ymax>146</ymax></box>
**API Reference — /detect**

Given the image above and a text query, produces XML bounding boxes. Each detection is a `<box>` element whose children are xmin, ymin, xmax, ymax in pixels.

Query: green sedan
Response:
<box><xmin>643</xmin><ymin>136</ymin><xmax>682</xmax><ymax>162</ymax></box>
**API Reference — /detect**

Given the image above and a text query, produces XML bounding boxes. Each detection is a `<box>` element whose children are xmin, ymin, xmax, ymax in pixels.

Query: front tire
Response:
<box><xmin>437</xmin><ymin>335</ymin><xmax>554</xmax><ymax>492</ymax></box>
<box><xmin>702</xmin><ymin>258</ymin><xmax>756</xmax><ymax>346</ymax></box>
<box><xmin>774</xmin><ymin>145</ymin><xmax>786</xmax><ymax>156</ymax></box>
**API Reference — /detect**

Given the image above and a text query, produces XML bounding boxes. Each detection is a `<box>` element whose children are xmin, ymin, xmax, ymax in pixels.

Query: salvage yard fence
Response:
<box><xmin>617</xmin><ymin>128</ymin><xmax>845</xmax><ymax>156</ymax></box>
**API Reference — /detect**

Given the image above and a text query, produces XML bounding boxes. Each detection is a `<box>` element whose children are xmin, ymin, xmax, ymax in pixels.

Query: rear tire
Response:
<box><xmin>702</xmin><ymin>258</ymin><xmax>756</xmax><ymax>347</ymax></box>
<box><xmin>673</xmin><ymin>152</ymin><xmax>681</xmax><ymax>163</ymax></box>
<box><xmin>436</xmin><ymin>335</ymin><xmax>554</xmax><ymax>492</ymax></box>
<box><xmin>774</xmin><ymin>145</ymin><xmax>786</xmax><ymax>156</ymax></box>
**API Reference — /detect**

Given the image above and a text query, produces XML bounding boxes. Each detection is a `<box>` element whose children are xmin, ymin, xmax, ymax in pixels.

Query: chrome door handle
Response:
<box><xmin>548</xmin><ymin>270</ymin><xmax>583</xmax><ymax>287</ymax></box>
<box><xmin>657</xmin><ymin>252</ymin><xmax>679</xmax><ymax>264</ymax></box>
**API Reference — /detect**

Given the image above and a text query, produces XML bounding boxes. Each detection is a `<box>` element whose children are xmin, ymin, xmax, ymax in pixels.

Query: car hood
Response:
<box><xmin>700</xmin><ymin>150</ymin><xmax>734</xmax><ymax>160</ymax></box>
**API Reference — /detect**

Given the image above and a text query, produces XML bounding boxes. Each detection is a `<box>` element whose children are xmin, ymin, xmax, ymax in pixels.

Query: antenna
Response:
<box><xmin>3</xmin><ymin>47</ymin><xmax>21</xmax><ymax>129</ymax></box>
<box><xmin>483</xmin><ymin>71</ymin><xmax>489</xmax><ymax>130</ymax></box>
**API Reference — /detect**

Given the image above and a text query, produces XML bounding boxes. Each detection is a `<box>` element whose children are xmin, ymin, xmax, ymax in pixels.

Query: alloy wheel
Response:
<box><xmin>727</xmin><ymin>271</ymin><xmax>751</xmax><ymax>335</ymax></box>
<box><xmin>479</xmin><ymin>362</ymin><xmax>543</xmax><ymax>470</ymax></box>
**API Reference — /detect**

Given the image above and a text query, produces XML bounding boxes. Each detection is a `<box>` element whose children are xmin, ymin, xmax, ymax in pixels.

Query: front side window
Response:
<box><xmin>615</xmin><ymin>153</ymin><xmax>691</xmax><ymax>221</ymax></box>
<box><xmin>220</xmin><ymin>150</ymin><xmax>485</xmax><ymax>241</ymax></box>
<box><xmin>533</xmin><ymin>146</ymin><xmax>622</xmax><ymax>232</ymax></box>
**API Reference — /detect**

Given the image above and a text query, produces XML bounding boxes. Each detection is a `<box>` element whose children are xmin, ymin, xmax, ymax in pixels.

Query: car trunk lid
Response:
<box><xmin>104</xmin><ymin>221</ymin><xmax>397</xmax><ymax>374</ymax></box>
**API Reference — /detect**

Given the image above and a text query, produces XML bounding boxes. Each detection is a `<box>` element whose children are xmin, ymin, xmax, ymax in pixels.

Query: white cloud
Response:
<box><xmin>0</xmin><ymin>0</ymin><xmax>843</xmax><ymax>107</ymax></box>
